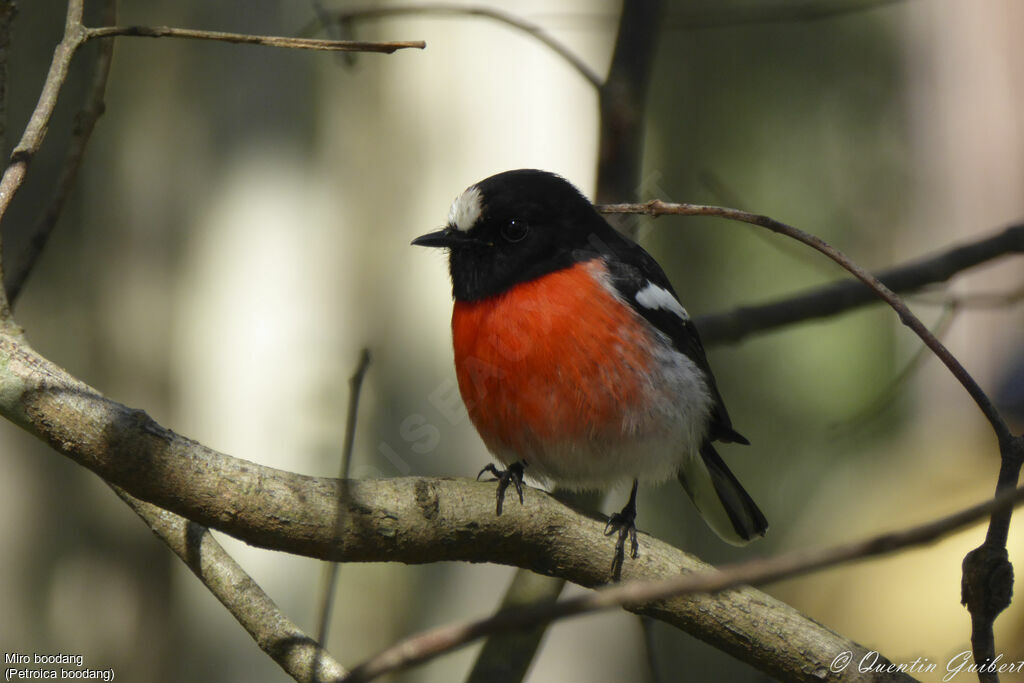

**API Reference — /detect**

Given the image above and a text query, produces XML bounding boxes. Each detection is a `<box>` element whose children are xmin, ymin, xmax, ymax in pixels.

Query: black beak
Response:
<box><xmin>412</xmin><ymin>227</ymin><xmax>489</xmax><ymax>249</ymax></box>
<box><xmin>411</xmin><ymin>228</ymin><xmax>457</xmax><ymax>248</ymax></box>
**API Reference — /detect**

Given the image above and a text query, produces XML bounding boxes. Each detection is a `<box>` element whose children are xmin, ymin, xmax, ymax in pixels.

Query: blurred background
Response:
<box><xmin>1</xmin><ymin>1</ymin><xmax>1022</xmax><ymax>681</ymax></box>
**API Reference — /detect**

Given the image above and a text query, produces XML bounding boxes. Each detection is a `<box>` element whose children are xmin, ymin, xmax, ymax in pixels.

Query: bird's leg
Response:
<box><xmin>477</xmin><ymin>461</ymin><xmax>526</xmax><ymax>515</ymax></box>
<box><xmin>605</xmin><ymin>479</ymin><xmax>640</xmax><ymax>577</ymax></box>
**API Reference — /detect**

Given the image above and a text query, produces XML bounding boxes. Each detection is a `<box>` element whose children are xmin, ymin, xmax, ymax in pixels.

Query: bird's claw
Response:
<box><xmin>477</xmin><ymin>462</ymin><xmax>525</xmax><ymax>515</ymax></box>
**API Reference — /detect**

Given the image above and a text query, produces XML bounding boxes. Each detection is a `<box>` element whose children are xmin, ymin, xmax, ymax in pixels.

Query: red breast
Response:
<box><xmin>452</xmin><ymin>258</ymin><xmax>657</xmax><ymax>457</ymax></box>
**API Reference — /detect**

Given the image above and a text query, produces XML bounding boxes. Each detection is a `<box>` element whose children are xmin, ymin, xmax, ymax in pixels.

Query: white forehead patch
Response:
<box><xmin>635</xmin><ymin>282</ymin><xmax>689</xmax><ymax>320</ymax></box>
<box><xmin>447</xmin><ymin>185</ymin><xmax>484</xmax><ymax>232</ymax></box>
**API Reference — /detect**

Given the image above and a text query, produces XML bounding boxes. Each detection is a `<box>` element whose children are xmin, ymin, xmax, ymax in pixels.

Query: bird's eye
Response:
<box><xmin>501</xmin><ymin>219</ymin><xmax>529</xmax><ymax>243</ymax></box>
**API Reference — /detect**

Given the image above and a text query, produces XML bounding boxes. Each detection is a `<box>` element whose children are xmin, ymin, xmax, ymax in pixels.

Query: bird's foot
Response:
<box><xmin>477</xmin><ymin>461</ymin><xmax>526</xmax><ymax>515</ymax></box>
<box><xmin>605</xmin><ymin>480</ymin><xmax>640</xmax><ymax>579</ymax></box>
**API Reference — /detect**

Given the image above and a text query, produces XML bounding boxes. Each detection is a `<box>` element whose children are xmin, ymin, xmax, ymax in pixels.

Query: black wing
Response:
<box><xmin>580</xmin><ymin>234</ymin><xmax>748</xmax><ymax>445</ymax></box>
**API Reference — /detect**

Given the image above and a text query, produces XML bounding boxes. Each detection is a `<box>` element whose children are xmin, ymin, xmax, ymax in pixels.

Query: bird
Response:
<box><xmin>412</xmin><ymin>169</ymin><xmax>767</xmax><ymax>564</ymax></box>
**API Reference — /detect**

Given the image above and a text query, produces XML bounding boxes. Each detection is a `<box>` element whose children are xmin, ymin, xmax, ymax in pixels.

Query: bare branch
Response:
<box><xmin>113</xmin><ymin>487</ymin><xmax>346</xmax><ymax>682</ymax></box>
<box><xmin>597</xmin><ymin>200</ymin><xmax>1014</xmax><ymax>444</ymax></box>
<box><xmin>690</xmin><ymin>223</ymin><xmax>1024</xmax><ymax>345</ymax></box>
<box><xmin>0</xmin><ymin>329</ymin><xmax>894</xmax><ymax>682</ymax></box>
<box><xmin>84</xmin><ymin>25</ymin><xmax>425</xmax><ymax>53</ymax></box>
<box><xmin>345</xmin><ymin>484</ymin><xmax>1024</xmax><ymax>683</ymax></box>
<box><xmin>6</xmin><ymin>0</ymin><xmax>117</xmax><ymax>306</ymax></box>
<box><xmin>323</xmin><ymin>4</ymin><xmax>601</xmax><ymax>88</ymax></box>
<box><xmin>598</xmin><ymin>201</ymin><xmax>1023</xmax><ymax>679</ymax></box>
<box><xmin>0</xmin><ymin>0</ymin><xmax>88</xmax><ymax>308</ymax></box>
<box><xmin>1</xmin><ymin>2</ymin><xmax>422</xmax><ymax>307</ymax></box>
<box><xmin>963</xmin><ymin>431</ymin><xmax>1024</xmax><ymax>674</ymax></box>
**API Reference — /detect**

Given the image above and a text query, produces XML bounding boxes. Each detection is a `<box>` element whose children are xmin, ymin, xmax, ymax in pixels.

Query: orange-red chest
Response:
<box><xmin>451</xmin><ymin>259</ymin><xmax>657</xmax><ymax>459</ymax></box>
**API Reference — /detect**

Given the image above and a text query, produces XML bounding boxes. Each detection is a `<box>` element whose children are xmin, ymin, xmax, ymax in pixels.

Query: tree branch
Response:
<box><xmin>598</xmin><ymin>200</ymin><xmax>1023</xmax><ymax>681</ymax></box>
<box><xmin>0</xmin><ymin>1</ymin><xmax>423</xmax><ymax>307</ymax></box>
<box><xmin>112</xmin><ymin>487</ymin><xmax>347</xmax><ymax>682</ymax></box>
<box><xmin>6</xmin><ymin>0</ymin><xmax>117</xmax><ymax>306</ymax></box>
<box><xmin>0</xmin><ymin>0</ymin><xmax>87</xmax><ymax>313</ymax></box>
<box><xmin>688</xmin><ymin>222</ymin><xmax>1024</xmax><ymax>346</ymax></box>
<box><xmin>345</xmin><ymin>484</ymin><xmax>1024</xmax><ymax>683</ymax></box>
<box><xmin>0</xmin><ymin>328</ymin><xmax>894</xmax><ymax>682</ymax></box>
<box><xmin>597</xmin><ymin>200</ymin><xmax>1013</xmax><ymax>444</ymax></box>
<box><xmin>84</xmin><ymin>25</ymin><xmax>425</xmax><ymax>53</ymax></box>
<box><xmin>962</xmin><ymin>433</ymin><xmax>1024</xmax><ymax>679</ymax></box>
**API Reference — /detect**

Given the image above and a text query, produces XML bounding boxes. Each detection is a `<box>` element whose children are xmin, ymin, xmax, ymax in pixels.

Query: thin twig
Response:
<box><xmin>320</xmin><ymin>4</ymin><xmax>601</xmax><ymax>88</ymax></box>
<box><xmin>598</xmin><ymin>201</ymin><xmax>1023</xmax><ymax>682</ymax></box>
<box><xmin>315</xmin><ymin>349</ymin><xmax>372</xmax><ymax>647</ymax></box>
<box><xmin>0</xmin><ymin>0</ymin><xmax>88</xmax><ymax>306</ymax></box>
<box><xmin>1</xmin><ymin>3</ymin><xmax>422</xmax><ymax>305</ymax></box>
<box><xmin>598</xmin><ymin>200</ymin><xmax>1013</xmax><ymax>444</ymax></box>
<box><xmin>112</xmin><ymin>487</ymin><xmax>347</xmax><ymax>682</ymax></box>
<box><xmin>7</xmin><ymin>0</ymin><xmax>118</xmax><ymax>307</ymax></box>
<box><xmin>84</xmin><ymin>25</ymin><xmax>425</xmax><ymax>53</ymax></box>
<box><xmin>691</xmin><ymin>222</ymin><xmax>1024</xmax><ymax>345</ymax></box>
<box><xmin>343</xmin><ymin>484</ymin><xmax>1024</xmax><ymax>683</ymax></box>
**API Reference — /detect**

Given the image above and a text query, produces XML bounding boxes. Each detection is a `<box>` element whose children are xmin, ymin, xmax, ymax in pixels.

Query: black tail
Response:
<box><xmin>677</xmin><ymin>443</ymin><xmax>768</xmax><ymax>545</ymax></box>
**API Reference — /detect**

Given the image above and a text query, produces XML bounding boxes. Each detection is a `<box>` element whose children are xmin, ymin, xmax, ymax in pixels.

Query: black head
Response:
<box><xmin>412</xmin><ymin>169</ymin><xmax>620</xmax><ymax>301</ymax></box>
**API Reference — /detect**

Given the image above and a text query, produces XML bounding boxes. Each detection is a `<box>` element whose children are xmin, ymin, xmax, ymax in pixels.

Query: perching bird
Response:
<box><xmin>413</xmin><ymin>169</ymin><xmax>767</xmax><ymax>562</ymax></box>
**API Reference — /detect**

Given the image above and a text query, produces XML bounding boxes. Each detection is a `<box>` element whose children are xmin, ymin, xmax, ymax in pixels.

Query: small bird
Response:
<box><xmin>413</xmin><ymin>169</ymin><xmax>767</xmax><ymax>562</ymax></box>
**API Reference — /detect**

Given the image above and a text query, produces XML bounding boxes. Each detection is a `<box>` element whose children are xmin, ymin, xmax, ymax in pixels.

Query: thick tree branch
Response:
<box><xmin>347</xmin><ymin>484</ymin><xmax>1024</xmax><ymax>683</ymax></box>
<box><xmin>0</xmin><ymin>328</ymin><xmax>894</xmax><ymax>682</ymax></box>
<box><xmin>113</xmin><ymin>487</ymin><xmax>346</xmax><ymax>682</ymax></box>
<box><xmin>688</xmin><ymin>223</ymin><xmax>1024</xmax><ymax>346</ymax></box>
<box><xmin>84</xmin><ymin>25</ymin><xmax>424</xmax><ymax>53</ymax></box>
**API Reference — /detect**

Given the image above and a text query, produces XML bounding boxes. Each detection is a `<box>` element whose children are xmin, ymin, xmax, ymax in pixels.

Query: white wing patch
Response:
<box><xmin>635</xmin><ymin>281</ymin><xmax>689</xmax><ymax>320</ymax></box>
<box><xmin>447</xmin><ymin>185</ymin><xmax>484</xmax><ymax>232</ymax></box>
